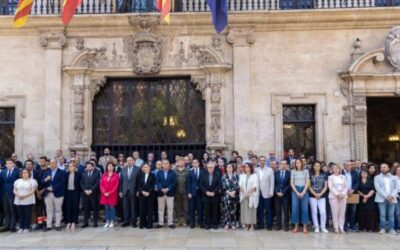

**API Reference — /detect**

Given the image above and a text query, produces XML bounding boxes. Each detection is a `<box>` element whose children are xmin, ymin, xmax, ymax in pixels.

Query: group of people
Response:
<box><xmin>1</xmin><ymin>148</ymin><xmax>400</xmax><ymax>236</ymax></box>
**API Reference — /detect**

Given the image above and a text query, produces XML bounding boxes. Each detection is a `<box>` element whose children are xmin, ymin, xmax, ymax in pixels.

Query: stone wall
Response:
<box><xmin>1</xmin><ymin>8</ymin><xmax>400</xmax><ymax>162</ymax></box>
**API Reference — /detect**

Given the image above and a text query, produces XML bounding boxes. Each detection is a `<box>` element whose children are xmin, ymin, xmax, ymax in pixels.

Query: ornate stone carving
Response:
<box><xmin>385</xmin><ymin>26</ymin><xmax>400</xmax><ymax>71</ymax></box>
<box><xmin>123</xmin><ymin>30</ymin><xmax>163</xmax><ymax>75</ymax></box>
<box><xmin>351</xmin><ymin>38</ymin><xmax>363</xmax><ymax>62</ymax></box>
<box><xmin>227</xmin><ymin>29</ymin><xmax>255</xmax><ymax>46</ymax></box>
<box><xmin>209</xmin><ymin>82</ymin><xmax>222</xmax><ymax>143</ymax></box>
<box><xmin>40</xmin><ymin>33</ymin><xmax>67</xmax><ymax>49</ymax></box>
<box><xmin>211</xmin><ymin>111</ymin><xmax>221</xmax><ymax>143</ymax></box>
<box><xmin>342</xmin><ymin>106</ymin><xmax>351</xmax><ymax>125</ymax></box>
<box><xmin>73</xmin><ymin>85</ymin><xmax>85</xmax><ymax>145</ymax></box>
<box><xmin>76</xmin><ymin>38</ymin><xmax>85</xmax><ymax>51</ymax></box>
<box><xmin>191</xmin><ymin>75</ymin><xmax>207</xmax><ymax>100</ymax></box>
<box><xmin>128</xmin><ymin>15</ymin><xmax>160</xmax><ymax>32</ymax></box>
<box><xmin>212</xmin><ymin>35</ymin><xmax>224</xmax><ymax>55</ymax></box>
<box><xmin>88</xmin><ymin>77</ymin><xmax>107</xmax><ymax>100</ymax></box>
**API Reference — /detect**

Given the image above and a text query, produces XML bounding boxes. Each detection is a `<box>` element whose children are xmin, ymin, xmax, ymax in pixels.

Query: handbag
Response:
<box><xmin>347</xmin><ymin>193</ymin><xmax>360</xmax><ymax>204</ymax></box>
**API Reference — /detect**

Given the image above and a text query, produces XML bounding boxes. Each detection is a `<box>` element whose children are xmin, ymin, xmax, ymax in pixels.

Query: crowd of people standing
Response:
<box><xmin>1</xmin><ymin>148</ymin><xmax>400</xmax><ymax>236</ymax></box>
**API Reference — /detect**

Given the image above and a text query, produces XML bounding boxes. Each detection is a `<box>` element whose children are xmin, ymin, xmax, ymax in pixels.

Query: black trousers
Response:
<box><xmin>123</xmin><ymin>190</ymin><xmax>137</xmax><ymax>225</ymax></box>
<box><xmin>65</xmin><ymin>190</ymin><xmax>80</xmax><ymax>224</ymax></box>
<box><xmin>2</xmin><ymin>195</ymin><xmax>16</xmax><ymax>229</ymax></box>
<box><xmin>203</xmin><ymin>199</ymin><xmax>219</xmax><ymax>227</ymax></box>
<box><xmin>82</xmin><ymin>194</ymin><xmax>99</xmax><ymax>225</ymax></box>
<box><xmin>35</xmin><ymin>196</ymin><xmax>46</xmax><ymax>224</ymax></box>
<box><xmin>274</xmin><ymin>196</ymin><xmax>290</xmax><ymax>228</ymax></box>
<box><xmin>17</xmin><ymin>205</ymin><xmax>33</xmax><ymax>230</ymax></box>
<box><xmin>139</xmin><ymin>196</ymin><xmax>154</xmax><ymax>228</ymax></box>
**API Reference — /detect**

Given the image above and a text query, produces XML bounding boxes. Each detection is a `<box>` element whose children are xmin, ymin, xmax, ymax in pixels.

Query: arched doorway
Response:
<box><xmin>91</xmin><ymin>77</ymin><xmax>206</xmax><ymax>161</ymax></box>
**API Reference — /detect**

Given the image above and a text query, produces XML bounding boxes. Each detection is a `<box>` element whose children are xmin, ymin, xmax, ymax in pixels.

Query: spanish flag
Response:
<box><xmin>61</xmin><ymin>0</ymin><xmax>83</xmax><ymax>26</ymax></box>
<box><xmin>13</xmin><ymin>0</ymin><xmax>33</xmax><ymax>28</ymax></box>
<box><xmin>156</xmin><ymin>0</ymin><xmax>171</xmax><ymax>24</ymax></box>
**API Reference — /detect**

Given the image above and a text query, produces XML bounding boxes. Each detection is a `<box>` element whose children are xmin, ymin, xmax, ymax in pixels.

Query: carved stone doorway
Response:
<box><xmin>91</xmin><ymin>77</ymin><xmax>206</xmax><ymax>161</ymax></box>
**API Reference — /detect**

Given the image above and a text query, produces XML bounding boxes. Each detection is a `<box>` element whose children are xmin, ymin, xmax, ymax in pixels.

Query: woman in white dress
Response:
<box><xmin>239</xmin><ymin>163</ymin><xmax>259</xmax><ymax>231</ymax></box>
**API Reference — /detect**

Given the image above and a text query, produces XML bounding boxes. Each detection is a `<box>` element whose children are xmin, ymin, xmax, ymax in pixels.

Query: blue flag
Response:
<box><xmin>207</xmin><ymin>0</ymin><xmax>228</xmax><ymax>33</ymax></box>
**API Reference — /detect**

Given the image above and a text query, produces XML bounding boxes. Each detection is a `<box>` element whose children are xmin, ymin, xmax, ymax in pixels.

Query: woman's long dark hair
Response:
<box><xmin>310</xmin><ymin>161</ymin><xmax>322</xmax><ymax>176</ymax></box>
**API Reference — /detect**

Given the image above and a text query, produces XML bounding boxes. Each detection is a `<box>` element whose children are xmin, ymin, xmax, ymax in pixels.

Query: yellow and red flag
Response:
<box><xmin>156</xmin><ymin>0</ymin><xmax>171</xmax><ymax>24</ymax></box>
<box><xmin>13</xmin><ymin>0</ymin><xmax>34</xmax><ymax>28</ymax></box>
<box><xmin>61</xmin><ymin>0</ymin><xmax>83</xmax><ymax>26</ymax></box>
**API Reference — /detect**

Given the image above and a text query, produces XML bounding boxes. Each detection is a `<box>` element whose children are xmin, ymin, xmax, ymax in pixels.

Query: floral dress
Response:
<box><xmin>221</xmin><ymin>173</ymin><xmax>239</xmax><ymax>226</ymax></box>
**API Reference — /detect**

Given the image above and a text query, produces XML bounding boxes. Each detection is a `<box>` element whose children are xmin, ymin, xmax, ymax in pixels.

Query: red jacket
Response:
<box><xmin>99</xmin><ymin>172</ymin><xmax>119</xmax><ymax>206</ymax></box>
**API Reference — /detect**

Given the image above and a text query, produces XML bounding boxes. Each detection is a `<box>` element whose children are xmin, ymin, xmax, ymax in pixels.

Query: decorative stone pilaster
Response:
<box><xmin>40</xmin><ymin>31</ymin><xmax>67</xmax><ymax>156</ymax></box>
<box><xmin>227</xmin><ymin>28</ymin><xmax>254</xmax><ymax>154</ymax></box>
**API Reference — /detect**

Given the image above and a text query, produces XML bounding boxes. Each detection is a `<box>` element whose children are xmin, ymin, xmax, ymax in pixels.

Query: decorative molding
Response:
<box><xmin>123</xmin><ymin>30</ymin><xmax>164</xmax><ymax>75</ymax></box>
<box><xmin>128</xmin><ymin>15</ymin><xmax>160</xmax><ymax>32</ymax></box>
<box><xmin>227</xmin><ymin>29</ymin><xmax>255</xmax><ymax>47</ymax></box>
<box><xmin>75</xmin><ymin>37</ymin><xmax>85</xmax><ymax>51</ymax></box>
<box><xmin>385</xmin><ymin>26</ymin><xmax>400</xmax><ymax>72</ymax></box>
<box><xmin>88</xmin><ymin>76</ymin><xmax>107</xmax><ymax>100</ymax></box>
<box><xmin>39</xmin><ymin>32</ymin><xmax>67</xmax><ymax>49</ymax></box>
<box><xmin>191</xmin><ymin>75</ymin><xmax>207</xmax><ymax>100</ymax></box>
<box><xmin>72</xmin><ymin>84</ymin><xmax>85</xmax><ymax>145</ymax></box>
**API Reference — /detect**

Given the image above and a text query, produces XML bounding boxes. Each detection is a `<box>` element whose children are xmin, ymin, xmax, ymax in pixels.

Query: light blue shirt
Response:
<box><xmin>344</xmin><ymin>171</ymin><xmax>352</xmax><ymax>189</ymax></box>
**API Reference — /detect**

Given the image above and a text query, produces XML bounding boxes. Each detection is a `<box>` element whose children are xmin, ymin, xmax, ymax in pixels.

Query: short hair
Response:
<box><xmin>236</xmin><ymin>155</ymin><xmax>243</xmax><ymax>161</ymax></box>
<box><xmin>25</xmin><ymin>160</ymin><xmax>34</xmax><ymax>165</ymax></box>
<box><xmin>250</xmin><ymin>155</ymin><xmax>258</xmax><ymax>160</ymax></box>
<box><xmin>70</xmin><ymin>150</ymin><xmax>77</xmax><ymax>154</ymax></box>
<box><xmin>85</xmin><ymin>161</ymin><xmax>95</xmax><ymax>167</ymax></box>
<box><xmin>215</xmin><ymin>149</ymin><xmax>222</xmax><ymax>153</ymax></box>
<box><xmin>39</xmin><ymin>156</ymin><xmax>48</xmax><ymax>161</ymax></box>
<box><xmin>244</xmin><ymin>163</ymin><xmax>254</xmax><ymax>174</ymax></box>
<box><xmin>259</xmin><ymin>155</ymin><xmax>266</xmax><ymax>160</ymax></box>
<box><xmin>192</xmin><ymin>158</ymin><xmax>200</xmax><ymax>164</ymax></box>
<box><xmin>231</xmin><ymin>150</ymin><xmax>239</xmax><ymax>156</ymax></box>
<box><xmin>224</xmin><ymin>163</ymin><xmax>234</xmax><ymax>173</ymax></box>
<box><xmin>5</xmin><ymin>158</ymin><xmax>14</xmax><ymax>163</ymax></box>
<box><xmin>20</xmin><ymin>168</ymin><xmax>31</xmax><ymax>178</ymax></box>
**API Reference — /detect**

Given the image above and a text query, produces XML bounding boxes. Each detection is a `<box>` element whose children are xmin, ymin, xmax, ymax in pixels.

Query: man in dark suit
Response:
<box><xmin>42</xmin><ymin>159</ymin><xmax>66</xmax><ymax>231</ymax></box>
<box><xmin>80</xmin><ymin>161</ymin><xmax>101</xmax><ymax>228</ymax></box>
<box><xmin>187</xmin><ymin>159</ymin><xmax>204</xmax><ymax>228</ymax></box>
<box><xmin>138</xmin><ymin>163</ymin><xmax>156</xmax><ymax>229</ymax></box>
<box><xmin>342</xmin><ymin>161</ymin><xmax>360</xmax><ymax>232</ymax></box>
<box><xmin>274</xmin><ymin>160</ymin><xmax>291</xmax><ymax>231</ymax></box>
<box><xmin>1</xmin><ymin>158</ymin><xmax>20</xmax><ymax>232</ymax></box>
<box><xmin>146</xmin><ymin>152</ymin><xmax>156</xmax><ymax>171</ymax></box>
<box><xmin>285</xmin><ymin>149</ymin><xmax>296</xmax><ymax>167</ymax></box>
<box><xmin>155</xmin><ymin>160</ymin><xmax>177</xmax><ymax>228</ymax></box>
<box><xmin>119</xmin><ymin>156</ymin><xmax>140</xmax><ymax>227</ymax></box>
<box><xmin>199</xmin><ymin>162</ymin><xmax>221</xmax><ymax>230</ymax></box>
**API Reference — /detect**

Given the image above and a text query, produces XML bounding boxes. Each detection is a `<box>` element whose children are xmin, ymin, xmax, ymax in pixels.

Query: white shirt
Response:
<box><xmin>383</xmin><ymin>174</ymin><xmax>391</xmax><ymax>194</ymax></box>
<box><xmin>144</xmin><ymin>173</ymin><xmax>149</xmax><ymax>184</ymax></box>
<box><xmin>344</xmin><ymin>171</ymin><xmax>352</xmax><ymax>189</ymax></box>
<box><xmin>14</xmin><ymin>179</ymin><xmax>38</xmax><ymax>205</ymax></box>
<box><xmin>332</xmin><ymin>175</ymin><xmax>346</xmax><ymax>193</ymax></box>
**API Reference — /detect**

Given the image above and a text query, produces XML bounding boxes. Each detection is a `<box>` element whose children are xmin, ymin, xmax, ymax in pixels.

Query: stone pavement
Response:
<box><xmin>0</xmin><ymin>227</ymin><xmax>399</xmax><ymax>250</ymax></box>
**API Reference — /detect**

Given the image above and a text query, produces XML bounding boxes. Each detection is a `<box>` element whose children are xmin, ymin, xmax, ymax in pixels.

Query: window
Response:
<box><xmin>283</xmin><ymin>105</ymin><xmax>315</xmax><ymax>158</ymax></box>
<box><xmin>0</xmin><ymin>107</ymin><xmax>15</xmax><ymax>160</ymax></box>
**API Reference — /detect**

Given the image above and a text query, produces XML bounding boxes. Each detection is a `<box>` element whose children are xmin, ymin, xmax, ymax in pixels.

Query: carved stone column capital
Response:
<box><xmin>88</xmin><ymin>76</ymin><xmax>107</xmax><ymax>100</ymax></box>
<box><xmin>40</xmin><ymin>32</ymin><xmax>67</xmax><ymax>49</ymax></box>
<box><xmin>191</xmin><ymin>75</ymin><xmax>207</xmax><ymax>100</ymax></box>
<box><xmin>227</xmin><ymin>29</ymin><xmax>255</xmax><ymax>47</ymax></box>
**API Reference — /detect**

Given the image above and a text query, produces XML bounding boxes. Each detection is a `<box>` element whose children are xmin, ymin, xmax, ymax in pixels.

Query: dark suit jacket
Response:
<box><xmin>137</xmin><ymin>173</ymin><xmax>156</xmax><ymax>199</ymax></box>
<box><xmin>285</xmin><ymin>156</ymin><xmax>296</xmax><ymax>165</ymax></box>
<box><xmin>274</xmin><ymin>170</ymin><xmax>291</xmax><ymax>197</ymax></box>
<box><xmin>156</xmin><ymin>170</ymin><xmax>177</xmax><ymax>197</ymax></box>
<box><xmin>119</xmin><ymin>165</ymin><xmax>140</xmax><ymax>195</ymax></box>
<box><xmin>1</xmin><ymin>168</ymin><xmax>20</xmax><ymax>199</ymax></box>
<box><xmin>65</xmin><ymin>171</ymin><xmax>82</xmax><ymax>192</ymax></box>
<box><xmin>80</xmin><ymin>169</ymin><xmax>101</xmax><ymax>194</ymax></box>
<box><xmin>42</xmin><ymin>168</ymin><xmax>66</xmax><ymax>198</ymax></box>
<box><xmin>187</xmin><ymin>168</ymin><xmax>204</xmax><ymax>196</ymax></box>
<box><xmin>341</xmin><ymin>170</ymin><xmax>360</xmax><ymax>193</ymax></box>
<box><xmin>199</xmin><ymin>172</ymin><xmax>221</xmax><ymax>203</ymax></box>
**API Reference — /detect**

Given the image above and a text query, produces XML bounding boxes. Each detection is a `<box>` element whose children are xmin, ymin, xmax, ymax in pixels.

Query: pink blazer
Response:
<box><xmin>328</xmin><ymin>175</ymin><xmax>348</xmax><ymax>199</ymax></box>
<box><xmin>100</xmin><ymin>173</ymin><xmax>119</xmax><ymax>206</ymax></box>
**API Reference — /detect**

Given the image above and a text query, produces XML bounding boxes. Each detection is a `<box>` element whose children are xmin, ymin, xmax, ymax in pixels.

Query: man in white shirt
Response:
<box><xmin>374</xmin><ymin>163</ymin><xmax>398</xmax><ymax>235</ymax></box>
<box><xmin>256</xmin><ymin>156</ymin><xmax>275</xmax><ymax>230</ymax></box>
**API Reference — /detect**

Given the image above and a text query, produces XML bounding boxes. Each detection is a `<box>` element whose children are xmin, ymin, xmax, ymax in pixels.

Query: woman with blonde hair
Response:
<box><xmin>328</xmin><ymin>163</ymin><xmax>348</xmax><ymax>233</ymax></box>
<box><xmin>65</xmin><ymin>162</ymin><xmax>81</xmax><ymax>230</ymax></box>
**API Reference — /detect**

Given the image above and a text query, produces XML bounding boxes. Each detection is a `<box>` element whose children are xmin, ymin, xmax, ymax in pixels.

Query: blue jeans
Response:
<box><xmin>291</xmin><ymin>186</ymin><xmax>309</xmax><ymax>224</ymax></box>
<box><xmin>377</xmin><ymin>201</ymin><xmax>396</xmax><ymax>230</ymax></box>
<box><xmin>257</xmin><ymin>195</ymin><xmax>273</xmax><ymax>228</ymax></box>
<box><xmin>105</xmin><ymin>205</ymin><xmax>116</xmax><ymax>221</ymax></box>
<box><xmin>397</xmin><ymin>203</ymin><xmax>400</xmax><ymax>230</ymax></box>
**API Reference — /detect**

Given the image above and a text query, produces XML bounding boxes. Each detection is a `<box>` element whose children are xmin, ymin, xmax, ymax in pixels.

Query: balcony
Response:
<box><xmin>1</xmin><ymin>0</ymin><xmax>399</xmax><ymax>16</ymax></box>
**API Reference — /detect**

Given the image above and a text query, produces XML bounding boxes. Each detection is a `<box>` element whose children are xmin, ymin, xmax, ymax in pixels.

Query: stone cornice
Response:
<box><xmin>1</xmin><ymin>8</ymin><xmax>400</xmax><ymax>36</ymax></box>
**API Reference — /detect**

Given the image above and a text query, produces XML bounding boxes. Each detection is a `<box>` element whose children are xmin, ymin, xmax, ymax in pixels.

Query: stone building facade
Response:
<box><xmin>0</xmin><ymin>7</ymin><xmax>400</xmax><ymax>163</ymax></box>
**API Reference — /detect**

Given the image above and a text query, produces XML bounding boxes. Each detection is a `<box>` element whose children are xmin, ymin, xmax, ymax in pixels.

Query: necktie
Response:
<box><xmin>7</xmin><ymin>170</ymin><xmax>10</xmax><ymax>178</ymax></box>
<box><xmin>128</xmin><ymin>167</ymin><xmax>132</xmax><ymax>179</ymax></box>
<box><xmin>195</xmin><ymin>169</ymin><xmax>198</xmax><ymax>179</ymax></box>
<box><xmin>209</xmin><ymin>175</ymin><xmax>212</xmax><ymax>186</ymax></box>
<box><xmin>281</xmin><ymin>171</ymin><xmax>284</xmax><ymax>181</ymax></box>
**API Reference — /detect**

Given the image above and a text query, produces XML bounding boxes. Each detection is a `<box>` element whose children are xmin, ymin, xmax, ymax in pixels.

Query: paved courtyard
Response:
<box><xmin>0</xmin><ymin>228</ymin><xmax>399</xmax><ymax>250</ymax></box>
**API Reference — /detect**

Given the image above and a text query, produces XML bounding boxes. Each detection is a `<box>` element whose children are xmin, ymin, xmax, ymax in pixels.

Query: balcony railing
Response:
<box><xmin>1</xmin><ymin>0</ymin><xmax>400</xmax><ymax>16</ymax></box>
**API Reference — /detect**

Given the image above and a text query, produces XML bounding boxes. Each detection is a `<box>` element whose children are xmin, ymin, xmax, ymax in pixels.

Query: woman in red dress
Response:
<box><xmin>100</xmin><ymin>162</ymin><xmax>119</xmax><ymax>228</ymax></box>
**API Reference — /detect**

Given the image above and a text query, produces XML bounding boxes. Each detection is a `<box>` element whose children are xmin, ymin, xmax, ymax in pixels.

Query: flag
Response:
<box><xmin>13</xmin><ymin>0</ymin><xmax>34</xmax><ymax>28</ymax></box>
<box><xmin>61</xmin><ymin>0</ymin><xmax>83</xmax><ymax>26</ymax></box>
<box><xmin>156</xmin><ymin>0</ymin><xmax>171</xmax><ymax>24</ymax></box>
<box><xmin>206</xmin><ymin>0</ymin><xmax>228</xmax><ymax>33</ymax></box>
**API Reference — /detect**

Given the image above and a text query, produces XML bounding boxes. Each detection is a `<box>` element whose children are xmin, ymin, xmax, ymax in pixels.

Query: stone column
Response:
<box><xmin>40</xmin><ymin>32</ymin><xmax>67</xmax><ymax>156</ymax></box>
<box><xmin>227</xmin><ymin>29</ymin><xmax>255</xmax><ymax>154</ymax></box>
